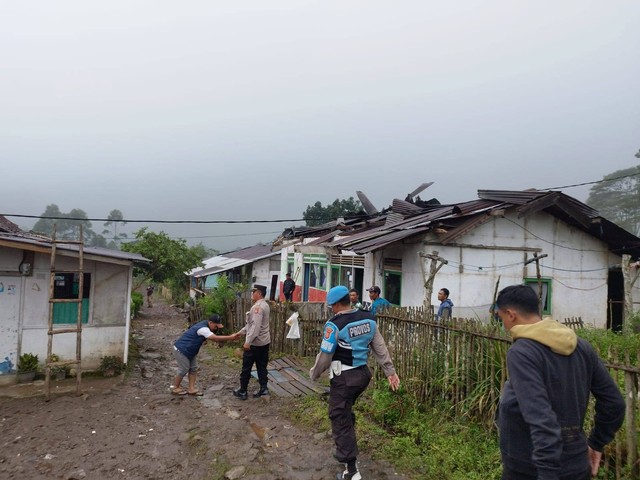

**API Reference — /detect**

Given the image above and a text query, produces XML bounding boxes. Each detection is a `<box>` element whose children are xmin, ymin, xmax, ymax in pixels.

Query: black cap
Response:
<box><xmin>367</xmin><ymin>286</ymin><xmax>381</xmax><ymax>294</ymax></box>
<box><xmin>208</xmin><ymin>314</ymin><xmax>223</xmax><ymax>325</ymax></box>
<box><xmin>252</xmin><ymin>284</ymin><xmax>267</xmax><ymax>296</ymax></box>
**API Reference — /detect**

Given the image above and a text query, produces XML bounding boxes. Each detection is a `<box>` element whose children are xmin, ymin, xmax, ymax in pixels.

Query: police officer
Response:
<box><xmin>233</xmin><ymin>284</ymin><xmax>271</xmax><ymax>400</ymax></box>
<box><xmin>310</xmin><ymin>286</ymin><xmax>400</xmax><ymax>480</ymax></box>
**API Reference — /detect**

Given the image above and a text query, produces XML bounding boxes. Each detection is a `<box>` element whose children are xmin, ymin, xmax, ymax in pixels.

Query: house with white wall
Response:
<box><xmin>0</xmin><ymin>216</ymin><xmax>147</xmax><ymax>383</ymax></box>
<box><xmin>275</xmin><ymin>190</ymin><xmax>640</xmax><ymax>328</ymax></box>
<box><xmin>188</xmin><ymin>243</ymin><xmax>282</xmax><ymax>300</ymax></box>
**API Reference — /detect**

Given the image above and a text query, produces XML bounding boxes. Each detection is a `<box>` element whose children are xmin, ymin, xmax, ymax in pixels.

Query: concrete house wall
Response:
<box><xmin>0</xmin><ymin>244</ymin><xmax>134</xmax><ymax>380</ymax></box>
<box><xmin>365</xmin><ymin>210</ymin><xmax>640</xmax><ymax>327</ymax></box>
<box><xmin>278</xmin><ymin>208</ymin><xmax>640</xmax><ymax>328</ymax></box>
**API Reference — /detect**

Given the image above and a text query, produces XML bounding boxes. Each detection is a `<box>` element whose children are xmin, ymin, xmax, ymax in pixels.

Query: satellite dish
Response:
<box><xmin>356</xmin><ymin>191</ymin><xmax>378</xmax><ymax>215</ymax></box>
<box><xmin>407</xmin><ymin>182</ymin><xmax>434</xmax><ymax>199</ymax></box>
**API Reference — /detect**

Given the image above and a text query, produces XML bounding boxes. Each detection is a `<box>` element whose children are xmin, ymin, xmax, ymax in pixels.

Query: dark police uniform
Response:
<box><xmin>310</xmin><ymin>309</ymin><xmax>397</xmax><ymax>464</ymax></box>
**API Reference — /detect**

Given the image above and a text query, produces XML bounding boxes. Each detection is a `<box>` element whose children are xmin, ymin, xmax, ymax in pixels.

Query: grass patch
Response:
<box><xmin>359</xmin><ymin>385</ymin><xmax>502</xmax><ymax>479</ymax></box>
<box><xmin>288</xmin><ymin>394</ymin><xmax>331</xmax><ymax>432</ymax></box>
<box><xmin>285</xmin><ymin>381</ymin><xmax>501</xmax><ymax>480</ymax></box>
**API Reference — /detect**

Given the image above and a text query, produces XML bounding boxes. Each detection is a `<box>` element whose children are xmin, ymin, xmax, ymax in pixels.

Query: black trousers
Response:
<box><xmin>501</xmin><ymin>466</ymin><xmax>590</xmax><ymax>480</ymax></box>
<box><xmin>329</xmin><ymin>366</ymin><xmax>372</xmax><ymax>463</ymax></box>
<box><xmin>239</xmin><ymin>344</ymin><xmax>270</xmax><ymax>390</ymax></box>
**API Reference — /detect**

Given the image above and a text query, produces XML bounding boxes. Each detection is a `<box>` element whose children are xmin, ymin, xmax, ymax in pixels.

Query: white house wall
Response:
<box><xmin>251</xmin><ymin>258</ymin><xmax>275</xmax><ymax>297</ymax></box>
<box><xmin>391</xmin><ymin>211</ymin><xmax>624</xmax><ymax>327</ymax></box>
<box><xmin>1</xmin><ymin>248</ymin><xmax>132</xmax><ymax>373</ymax></box>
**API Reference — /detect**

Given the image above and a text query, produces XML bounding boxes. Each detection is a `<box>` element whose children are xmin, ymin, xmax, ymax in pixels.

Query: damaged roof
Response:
<box><xmin>277</xmin><ymin>190</ymin><xmax>640</xmax><ymax>258</ymax></box>
<box><xmin>0</xmin><ymin>215</ymin><xmax>149</xmax><ymax>264</ymax></box>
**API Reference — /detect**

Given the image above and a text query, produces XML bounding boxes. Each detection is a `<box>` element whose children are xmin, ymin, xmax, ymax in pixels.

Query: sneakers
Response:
<box><xmin>336</xmin><ymin>469</ymin><xmax>361</xmax><ymax>480</ymax></box>
<box><xmin>253</xmin><ymin>387</ymin><xmax>269</xmax><ymax>398</ymax></box>
<box><xmin>232</xmin><ymin>388</ymin><xmax>248</xmax><ymax>400</ymax></box>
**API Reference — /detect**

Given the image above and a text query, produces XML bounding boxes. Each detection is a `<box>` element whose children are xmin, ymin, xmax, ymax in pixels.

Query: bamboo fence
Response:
<box><xmin>224</xmin><ymin>299</ymin><xmax>639</xmax><ymax>479</ymax></box>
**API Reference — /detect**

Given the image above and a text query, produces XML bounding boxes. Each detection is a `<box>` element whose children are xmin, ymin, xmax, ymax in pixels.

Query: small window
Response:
<box><xmin>524</xmin><ymin>278</ymin><xmax>552</xmax><ymax>315</ymax></box>
<box><xmin>384</xmin><ymin>271</ymin><xmax>401</xmax><ymax>305</ymax></box>
<box><xmin>53</xmin><ymin>273</ymin><xmax>90</xmax><ymax>324</ymax></box>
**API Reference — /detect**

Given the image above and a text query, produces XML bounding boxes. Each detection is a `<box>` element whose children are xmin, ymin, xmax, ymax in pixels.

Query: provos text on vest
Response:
<box><xmin>348</xmin><ymin>322</ymin><xmax>371</xmax><ymax>338</ymax></box>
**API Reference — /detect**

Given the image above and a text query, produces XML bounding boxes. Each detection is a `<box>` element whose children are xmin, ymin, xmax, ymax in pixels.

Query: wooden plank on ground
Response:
<box><xmin>281</xmin><ymin>367</ymin><xmax>324</xmax><ymax>393</ymax></box>
<box><xmin>265</xmin><ymin>382</ymin><xmax>291</xmax><ymax>397</ymax></box>
<box><xmin>266</xmin><ymin>368</ymin><xmax>290</xmax><ymax>383</ymax></box>
<box><xmin>281</xmin><ymin>356</ymin><xmax>303</xmax><ymax>368</ymax></box>
<box><xmin>271</xmin><ymin>358</ymin><xmax>289</xmax><ymax>369</ymax></box>
<box><xmin>250</xmin><ymin>369</ymin><xmax>283</xmax><ymax>384</ymax></box>
<box><xmin>287</xmin><ymin>380</ymin><xmax>316</xmax><ymax>395</ymax></box>
<box><xmin>277</xmin><ymin>381</ymin><xmax>306</xmax><ymax>397</ymax></box>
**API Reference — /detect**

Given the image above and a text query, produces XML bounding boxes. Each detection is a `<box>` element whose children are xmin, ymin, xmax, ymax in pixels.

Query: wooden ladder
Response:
<box><xmin>45</xmin><ymin>225</ymin><xmax>84</xmax><ymax>400</ymax></box>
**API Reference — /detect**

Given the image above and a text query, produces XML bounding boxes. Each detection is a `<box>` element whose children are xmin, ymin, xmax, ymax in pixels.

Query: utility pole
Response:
<box><xmin>524</xmin><ymin>253</ymin><xmax>548</xmax><ymax>315</ymax></box>
<box><xmin>419</xmin><ymin>250</ymin><xmax>448</xmax><ymax>311</ymax></box>
<box><xmin>622</xmin><ymin>254</ymin><xmax>640</xmax><ymax>330</ymax></box>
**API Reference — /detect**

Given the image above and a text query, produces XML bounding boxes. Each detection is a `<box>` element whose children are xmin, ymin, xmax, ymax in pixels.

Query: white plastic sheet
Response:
<box><xmin>285</xmin><ymin>312</ymin><xmax>300</xmax><ymax>339</ymax></box>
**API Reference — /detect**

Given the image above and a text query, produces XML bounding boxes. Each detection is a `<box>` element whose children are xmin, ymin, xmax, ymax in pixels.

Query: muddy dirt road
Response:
<box><xmin>0</xmin><ymin>300</ymin><xmax>406</xmax><ymax>479</ymax></box>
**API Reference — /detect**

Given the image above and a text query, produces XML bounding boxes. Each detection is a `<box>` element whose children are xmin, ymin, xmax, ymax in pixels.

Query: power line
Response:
<box><xmin>107</xmin><ymin>230</ymin><xmax>282</xmax><ymax>241</ymax></box>
<box><xmin>3</xmin><ymin>169</ymin><xmax>639</xmax><ymax>226</ymax></box>
<box><xmin>540</xmin><ymin>170</ymin><xmax>640</xmax><ymax>191</ymax></box>
<box><xmin>0</xmin><ymin>213</ymin><xmax>307</xmax><ymax>224</ymax></box>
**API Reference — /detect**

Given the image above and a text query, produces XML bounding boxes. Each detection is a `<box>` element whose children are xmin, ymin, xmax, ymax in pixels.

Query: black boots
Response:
<box><xmin>233</xmin><ymin>388</ymin><xmax>248</xmax><ymax>400</ymax></box>
<box><xmin>253</xmin><ymin>387</ymin><xmax>269</xmax><ymax>398</ymax></box>
<box><xmin>336</xmin><ymin>462</ymin><xmax>361</xmax><ymax>480</ymax></box>
<box><xmin>336</xmin><ymin>469</ymin><xmax>361</xmax><ymax>480</ymax></box>
<box><xmin>233</xmin><ymin>387</ymin><xmax>268</xmax><ymax>399</ymax></box>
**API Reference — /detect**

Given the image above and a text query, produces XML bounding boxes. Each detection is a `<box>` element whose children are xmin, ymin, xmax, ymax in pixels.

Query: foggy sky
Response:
<box><xmin>2</xmin><ymin>1</ymin><xmax>639</xmax><ymax>252</ymax></box>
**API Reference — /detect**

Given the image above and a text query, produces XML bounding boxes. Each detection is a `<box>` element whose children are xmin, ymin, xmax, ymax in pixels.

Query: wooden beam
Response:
<box><xmin>422</xmin><ymin>241</ymin><xmax>542</xmax><ymax>253</ymax></box>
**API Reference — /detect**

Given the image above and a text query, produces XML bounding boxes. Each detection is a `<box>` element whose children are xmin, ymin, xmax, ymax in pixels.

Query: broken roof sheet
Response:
<box><xmin>287</xmin><ymin>190</ymin><xmax>640</xmax><ymax>258</ymax></box>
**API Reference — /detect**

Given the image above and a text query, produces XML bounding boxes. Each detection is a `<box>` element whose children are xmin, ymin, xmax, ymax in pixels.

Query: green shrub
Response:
<box><xmin>131</xmin><ymin>291</ymin><xmax>144</xmax><ymax>318</ymax></box>
<box><xmin>99</xmin><ymin>355</ymin><xmax>125</xmax><ymax>376</ymax></box>
<box><xmin>18</xmin><ymin>353</ymin><xmax>39</xmax><ymax>373</ymax></box>
<box><xmin>198</xmin><ymin>276</ymin><xmax>245</xmax><ymax>317</ymax></box>
<box><xmin>48</xmin><ymin>353</ymin><xmax>71</xmax><ymax>377</ymax></box>
<box><xmin>577</xmin><ymin>328</ymin><xmax>640</xmax><ymax>366</ymax></box>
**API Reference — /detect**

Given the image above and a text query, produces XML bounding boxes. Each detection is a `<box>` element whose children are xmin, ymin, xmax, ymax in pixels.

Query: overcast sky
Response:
<box><xmin>2</xmin><ymin>1</ymin><xmax>639</xmax><ymax>252</ymax></box>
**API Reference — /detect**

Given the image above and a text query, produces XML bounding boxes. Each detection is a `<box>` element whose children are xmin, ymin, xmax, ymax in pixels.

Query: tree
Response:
<box><xmin>121</xmin><ymin>228</ymin><xmax>204</xmax><ymax>293</ymax></box>
<box><xmin>586</xmin><ymin>165</ymin><xmax>640</xmax><ymax>235</ymax></box>
<box><xmin>302</xmin><ymin>197</ymin><xmax>363</xmax><ymax>227</ymax></box>
<box><xmin>32</xmin><ymin>204</ymin><xmax>96</xmax><ymax>242</ymax></box>
<box><xmin>102</xmin><ymin>209</ymin><xmax>128</xmax><ymax>249</ymax></box>
<box><xmin>190</xmin><ymin>242</ymin><xmax>219</xmax><ymax>261</ymax></box>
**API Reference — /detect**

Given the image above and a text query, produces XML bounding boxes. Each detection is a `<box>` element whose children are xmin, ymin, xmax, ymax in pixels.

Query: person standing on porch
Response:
<box><xmin>283</xmin><ymin>273</ymin><xmax>295</xmax><ymax>302</ymax></box>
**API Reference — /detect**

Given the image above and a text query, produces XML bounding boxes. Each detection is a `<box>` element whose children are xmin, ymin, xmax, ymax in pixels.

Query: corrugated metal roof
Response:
<box><xmin>299</xmin><ymin>189</ymin><xmax>640</xmax><ymax>258</ymax></box>
<box><xmin>390</xmin><ymin>198</ymin><xmax>424</xmax><ymax>215</ymax></box>
<box><xmin>0</xmin><ymin>215</ymin><xmax>21</xmax><ymax>233</ymax></box>
<box><xmin>0</xmin><ymin>232</ymin><xmax>148</xmax><ymax>263</ymax></box>
<box><xmin>189</xmin><ymin>243</ymin><xmax>279</xmax><ymax>277</ymax></box>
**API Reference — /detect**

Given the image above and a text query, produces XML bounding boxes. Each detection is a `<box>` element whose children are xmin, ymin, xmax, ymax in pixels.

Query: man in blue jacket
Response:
<box><xmin>366</xmin><ymin>285</ymin><xmax>391</xmax><ymax>316</ymax></box>
<box><xmin>171</xmin><ymin>314</ymin><xmax>238</xmax><ymax>396</ymax></box>
<box><xmin>495</xmin><ymin>285</ymin><xmax>624</xmax><ymax>480</ymax></box>
<box><xmin>435</xmin><ymin>288</ymin><xmax>453</xmax><ymax>322</ymax></box>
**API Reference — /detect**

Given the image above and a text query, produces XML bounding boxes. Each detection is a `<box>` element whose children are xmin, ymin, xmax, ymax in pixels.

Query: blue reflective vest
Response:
<box><xmin>320</xmin><ymin>309</ymin><xmax>376</xmax><ymax>367</ymax></box>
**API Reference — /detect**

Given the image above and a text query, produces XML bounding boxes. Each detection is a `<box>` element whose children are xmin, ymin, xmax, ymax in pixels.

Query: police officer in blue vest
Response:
<box><xmin>310</xmin><ymin>286</ymin><xmax>400</xmax><ymax>480</ymax></box>
<box><xmin>171</xmin><ymin>314</ymin><xmax>238</xmax><ymax>396</ymax></box>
